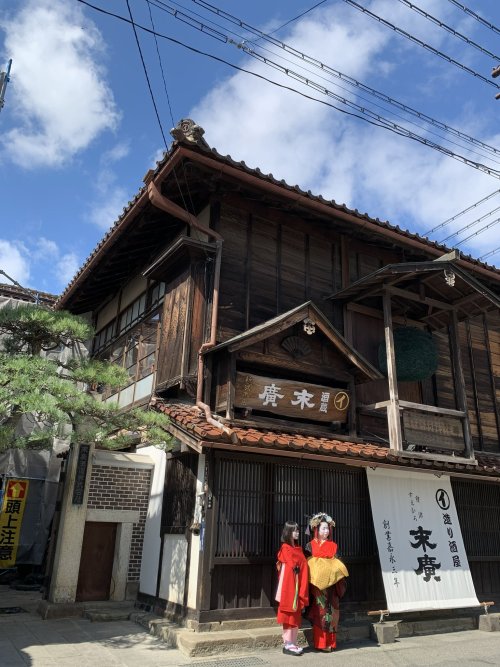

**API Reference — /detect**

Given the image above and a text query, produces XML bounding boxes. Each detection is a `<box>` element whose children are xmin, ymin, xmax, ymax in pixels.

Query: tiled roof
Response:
<box><xmin>56</xmin><ymin>135</ymin><xmax>500</xmax><ymax>309</ymax></box>
<box><xmin>0</xmin><ymin>283</ymin><xmax>57</xmax><ymax>305</ymax></box>
<box><xmin>152</xmin><ymin>400</ymin><xmax>500</xmax><ymax>479</ymax></box>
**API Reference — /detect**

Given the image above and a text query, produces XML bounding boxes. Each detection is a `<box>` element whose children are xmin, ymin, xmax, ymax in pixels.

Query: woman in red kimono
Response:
<box><xmin>305</xmin><ymin>513</ymin><xmax>348</xmax><ymax>652</ymax></box>
<box><xmin>275</xmin><ymin>521</ymin><xmax>309</xmax><ymax>655</ymax></box>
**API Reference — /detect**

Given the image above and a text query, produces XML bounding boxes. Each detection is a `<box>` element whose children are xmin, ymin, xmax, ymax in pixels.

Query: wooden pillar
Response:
<box><xmin>197</xmin><ymin>450</ymin><xmax>216</xmax><ymax>612</ymax></box>
<box><xmin>226</xmin><ymin>355</ymin><xmax>236</xmax><ymax>419</ymax></box>
<box><xmin>382</xmin><ymin>290</ymin><xmax>402</xmax><ymax>451</ymax></box>
<box><xmin>449</xmin><ymin>311</ymin><xmax>474</xmax><ymax>459</ymax></box>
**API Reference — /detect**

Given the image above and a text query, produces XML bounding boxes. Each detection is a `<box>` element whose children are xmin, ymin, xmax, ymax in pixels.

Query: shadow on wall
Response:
<box><xmin>159</xmin><ymin>533</ymin><xmax>188</xmax><ymax>604</ymax></box>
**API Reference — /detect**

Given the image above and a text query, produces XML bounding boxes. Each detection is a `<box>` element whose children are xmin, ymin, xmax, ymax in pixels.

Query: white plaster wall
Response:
<box><xmin>139</xmin><ymin>445</ymin><xmax>166</xmax><ymax>596</ymax></box>
<box><xmin>159</xmin><ymin>534</ymin><xmax>188</xmax><ymax>604</ymax></box>
<box><xmin>187</xmin><ymin>453</ymin><xmax>205</xmax><ymax>609</ymax></box>
<box><xmin>96</xmin><ymin>297</ymin><xmax>119</xmax><ymax>331</ymax></box>
<box><xmin>121</xmin><ymin>276</ymin><xmax>148</xmax><ymax>309</ymax></box>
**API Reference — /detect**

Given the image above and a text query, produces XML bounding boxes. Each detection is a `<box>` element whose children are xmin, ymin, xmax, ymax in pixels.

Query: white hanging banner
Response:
<box><xmin>366</xmin><ymin>468</ymin><xmax>479</xmax><ymax>613</ymax></box>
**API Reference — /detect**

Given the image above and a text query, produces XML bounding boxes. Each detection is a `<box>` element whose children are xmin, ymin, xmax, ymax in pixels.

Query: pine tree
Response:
<box><xmin>0</xmin><ymin>304</ymin><xmax>170</xmax><ymax>451</ymax></box>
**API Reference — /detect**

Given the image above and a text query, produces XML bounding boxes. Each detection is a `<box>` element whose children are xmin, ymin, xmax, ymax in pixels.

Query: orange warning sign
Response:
<box><xmin>0</xmin><ymin>479</ymin><xmax>29</xmax><ymax>567</ymax></box>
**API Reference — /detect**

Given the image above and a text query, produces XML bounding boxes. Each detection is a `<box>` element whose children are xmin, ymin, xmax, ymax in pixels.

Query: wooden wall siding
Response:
<box><xmin>217</xmin><ymin>208</ymin><xmax>248</xmax><ymax>339</ymax></box>
<box><xmin>280</xmin><ymin>228</ymin><xmax>307</xmax><ymax>313</ymax></box>
<box><xmin>161</xmin><ymin>453</ymin><xmax>198</xmax><ymax>534</ymax></box>
<box><xmin>211</xmin><ymin>454</ymin><xmax>383</xmax><ymax>609</ymax></box>
<box><xmin>216</xmin><ymin>203</ymin><xmax>340</xmax><ymax>341</ymax></box>
<box><xmin>249</xmin><ymin>216</ymin><xmax>279</xmax><ymax>328</ymax></box>
<box><xmin>352</xmin><ymin>311</ymin><xmax>384</xmax><ymax>367</ymax></box>
<box><xmin>348</xmin><ymin>243</ymin><xmax>401</xmax><ymax>285</ymax></box>
<box><xmin>353</xmin><ymin>310</ymin><xmax>421</xmax><ymax>404</ymax></box>
<box><xmin>485</xmin><ymin>311</ymin><xmax>500</xmax><ymax>437</ymax></box>
<box><xmin>452</xmin><ymin>479</ymin><xmax>500</xmax><ymax>598</ymax></box>
<box><xmin>433</xmin><ymin>329</ymin><xmax>457</xmax><ymax>411</ymax></box>
<box><xmin>210</xmin><ymin>563</ymin><xmax>273</xmax><ymax>610</ymax></box>
<box><xmin>156</xmin><ymin>269</ymin><xmax>190</xmax><ymax>388</ymax></box>
<box><xmin>188</xmin><ymin>261</ymin><xmax>211</xmax><ymax>376</ymax></box>
<box><xmin>458</xmin><ymin>318</ymin><xmax>498</xmax><ymax>450</ymax></box>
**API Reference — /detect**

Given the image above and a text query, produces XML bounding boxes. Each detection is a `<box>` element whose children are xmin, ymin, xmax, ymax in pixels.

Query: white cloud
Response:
<box><xmin>88</xmin><ymin>188</ymin><xmax>129</xmax><ymax>231</ymax></box>
<box><xmin>0</xmin><ymin>236</ymin><xmax>82</xmax><ymax>293</ymax></box>
<box><xmin>190</xmin><ymin>0</ymin><xmax>499</xmax><ymax>265</ymax></box>
<box><xmin>57</xmin><ymin>252</ymin><xmax>80</xmax><ymax>286</ymax></box>
<box><xmin>88</xmin><ymin>141</ymin><xmax>131</xmax><ymax>230</ymax></box>
<box><xmin>101</xmin><ymin>141</ymin><xmax>130</xmax><ymax>167</ymax></box>
<box><xmin>0</xmin><ymin>240</ymin><xmax>30</xmax><ymax>286</ymax></box>
<box><xmin>0</xmin><ymin>0</ymin><xmax>119</xmax><ymax>168</ymax></box>
<box><xmin>33</xmin><ymin>237</ymin><xmax>59</xmax><ymax>260</ymax></box>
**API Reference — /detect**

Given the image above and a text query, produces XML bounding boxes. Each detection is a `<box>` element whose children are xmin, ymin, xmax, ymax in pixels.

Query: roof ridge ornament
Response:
<box><xmin>170</xmin><ymin>118</ymin><xmax>209</xmax><ymax>148</ymax></box>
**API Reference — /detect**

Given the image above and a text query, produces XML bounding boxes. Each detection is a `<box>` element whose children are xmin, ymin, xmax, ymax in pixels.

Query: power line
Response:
<box><xmin>125</xmin><ymin>0</ymin><xmax>168</xmax><ymax>146</ymax></box>
<box><xmin>235</xmin><ymin>40</ymin><xmax>500</xmax><ymax>167</ymax></box>
<box><xmin>145</xmin><ymin>0</ymin><xmax>198</xmax><ymax>216</ymax></box>
<box><xmin>479</xmin><ymin>246</ymin><xmax>500</xmax><ymax>262</ymax></box>
<box><xmin>438</xmin><ymin>204</ymin><xmax>500</xmax><ymax>243</ymax></box>
<box><xmin>77</xmin><ymin>0</ymin><xmax>500</xmax><ymax>179</ymax></box>
<box><xmin>446</xmin><ymin>0</ymin><xmax>500</xmax><ymax>37</ymax></box>
<box><xmin>146</xmin><ymin>0</ymin><xmax>176</xmax><ymax>125</ymax></box>
<box><xmin>149</xmin><ymin>1</ymin><xmax>500</xmax><ymax>165</ymax></box>
<box><xmin>396</xmin><ymin>0</ymin><xmax>500</xmax><ymax>61</ymax></box>
<box><xmin>251</xmin><ymin>0</ymin><xmax>328</xmax><ymax>41</ymax></box>
<box><xmin>453</xmin><ymin>216</ymin><xmax>500</xmax><ymax>248</ymax></box>
<box><xmin>126</xmin><ymin>0</ymin><xmax>198</xmax><ymax>219</ymax></box>
<box><xmin>341</xmin><ymin>0</ymin><xmax>500</xmax><ymax>89</ymax></box>
<box><xmin>424</xmin><ymin>188</ymin><xmax>500</xmax><ymax>235</ymax></box>
<box><xmin>188</xmin><ymin>0</ymin><xmax>500</xmax><ymax>160</ymax></box>
<box><xmin>156</xmin><ymin>2</ymin><xmax>500</xmax><ymax>172</ymax></box>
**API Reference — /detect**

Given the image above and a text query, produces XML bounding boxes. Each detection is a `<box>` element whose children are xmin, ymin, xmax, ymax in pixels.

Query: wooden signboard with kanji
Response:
<box><xmin>402</xmin><ymin>410</ymin><xmax>465</xmax><ymax>452</ymax></box>
<box><xmin>234</xmin><ymin>372</ymin><xmax>350</xmax><ymax>422</ymax></box>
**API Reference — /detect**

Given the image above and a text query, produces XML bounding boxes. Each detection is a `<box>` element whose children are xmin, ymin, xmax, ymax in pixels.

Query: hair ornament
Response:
<box><xmin>309</xmin><ymin>512</ymin><xmax>335</xmax><ymax>529</ymax></box>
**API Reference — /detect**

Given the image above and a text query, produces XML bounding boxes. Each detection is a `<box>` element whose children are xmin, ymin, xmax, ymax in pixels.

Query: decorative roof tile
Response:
<box><xmin>153</xmin><ymin>400</ymin><xmax>500</xmax><ymax>479</ymax></box>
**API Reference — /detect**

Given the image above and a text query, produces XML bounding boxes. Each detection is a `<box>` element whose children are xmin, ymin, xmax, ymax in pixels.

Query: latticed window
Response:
<box><xmin>161</xmin><ymin>453</ymin><xmax>198</xmax><ymax>534</ymax></box>
<box><xmin>214</xmin><ymin>454</ymin><xmax>376</xmax><ymax>560</ymax></box>
<box><xmin>453</xmin><ymin>479</ymin><xmax>500</xmax><ymax>558</ymax></box>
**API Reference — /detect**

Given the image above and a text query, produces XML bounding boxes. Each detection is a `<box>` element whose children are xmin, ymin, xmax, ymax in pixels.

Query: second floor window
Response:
<box><xmin>100</xmin><ymin>311</ymin><xmax>161</xmax><ymax>395</ymax></box>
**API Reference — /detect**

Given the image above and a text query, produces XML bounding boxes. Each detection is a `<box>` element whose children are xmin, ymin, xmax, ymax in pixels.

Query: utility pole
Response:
<box><xmin>0</xmin><ymin>59</ymin><xmax>12</xmax><ymax>112</ymax></box>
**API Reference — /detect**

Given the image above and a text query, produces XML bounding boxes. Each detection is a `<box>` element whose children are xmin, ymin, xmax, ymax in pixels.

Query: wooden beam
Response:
<box><xmin>398</xmin><ymin>400</ymin><xmax>466</xmax><ymax>417</ymax></box>
<box><xmin>385</xmin><ymin>285</ymin><xmax>455</xmax><ymax>311</ymax></box>
<box><xmin>347</xmin><ymin>302</ymin><xmax>425</xmax><ymax>328</ymax></box>
<box><xmin>449</xmin><ymin>311</ymin><xmax>474</xmax><ymax>459</ymax></box>
<box><xmin>465</xmin><ymin>318</ymin><xmax>483</xmax><ymax>450</ymax></box>
<box><xmin>383</xmin><ymin>290</ymin><xmax>403</xmax><ymax>451</ymax></box>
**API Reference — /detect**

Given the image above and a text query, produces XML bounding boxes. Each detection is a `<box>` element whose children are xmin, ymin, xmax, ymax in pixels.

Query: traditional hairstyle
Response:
<box><xmin>309</xmin><ymin>512</ymin><xmax>335</xmax><ymax>529</ymax></box>
<box><xmin>281</xmin><ymin>521</ymin><xmax>299</xmax><ymax>546</ymax></box>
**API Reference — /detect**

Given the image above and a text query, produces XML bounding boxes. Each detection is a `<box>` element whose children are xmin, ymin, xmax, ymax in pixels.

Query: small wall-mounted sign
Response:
<box><xmin>234</xmin><ymin>372</ymin><xmax>350</xmax><ymax>422</ymax></box>
<box><xmin>72</xmin><ymin>444</ymin><xmax>91</xmax><ymax>505</ymax></box>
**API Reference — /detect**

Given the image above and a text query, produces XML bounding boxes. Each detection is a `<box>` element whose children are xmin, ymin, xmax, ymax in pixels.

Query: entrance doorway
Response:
<box><xmin>76</xmin><ymin>522</ymin><xmax>117</xmax><ymax>601</ymax></box>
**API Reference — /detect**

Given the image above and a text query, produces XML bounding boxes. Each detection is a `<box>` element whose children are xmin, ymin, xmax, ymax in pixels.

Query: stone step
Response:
<box><xmin>84</xmin><ymin>607</ymin><xmax>135</xmax><ymax>622</ymax></box>
<box><xmin>129</xmin><ymin>613</ymin><xmax>371</xmax><ymax>657</ymax></box>
<box><xmin>397</xmin><ymin>615</ymin><xmax>477</xmax><ymax>637</ymax></box>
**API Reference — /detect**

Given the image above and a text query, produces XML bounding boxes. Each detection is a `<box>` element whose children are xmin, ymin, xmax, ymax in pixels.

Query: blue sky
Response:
<box><xmin>1</xmin><ymin>0</ymin><xmax>500</xmax><ymax>296</ymax></box>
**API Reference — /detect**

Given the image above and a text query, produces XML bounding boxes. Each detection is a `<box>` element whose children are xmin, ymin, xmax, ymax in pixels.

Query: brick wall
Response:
<box><xmin>87</xmin><ymin>465</ymin><xmax>152</xmax><ymax>581</ymax></box>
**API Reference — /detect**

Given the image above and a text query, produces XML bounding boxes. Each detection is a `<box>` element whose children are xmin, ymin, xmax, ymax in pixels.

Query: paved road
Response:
<box><xmin>2</xmin><ymin>588</ymin><xmax>500</xmax><ymax>666</ymax></box>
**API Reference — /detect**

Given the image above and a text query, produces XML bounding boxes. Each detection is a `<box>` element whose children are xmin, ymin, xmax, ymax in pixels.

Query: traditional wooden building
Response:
<box><xmin>57</xmin><ymin>119</ymin><xmax>500</xmax><ymax>623</ymax></box>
